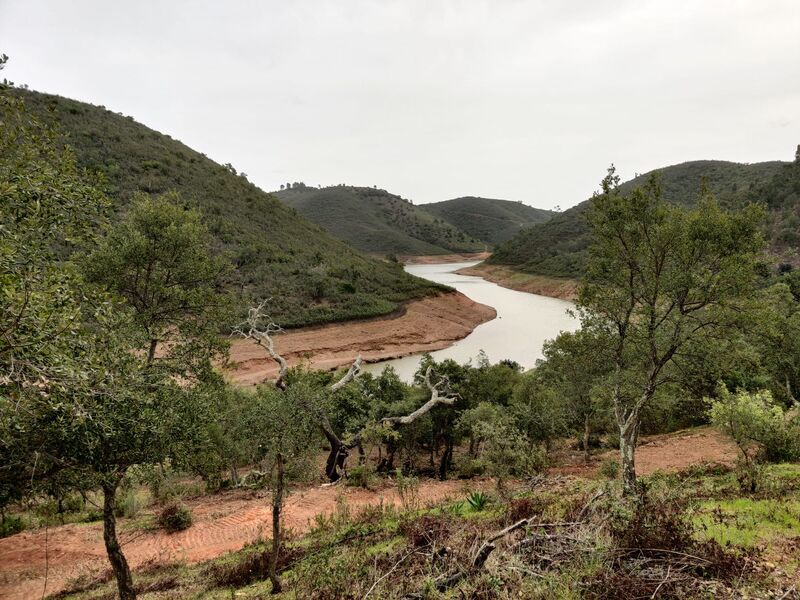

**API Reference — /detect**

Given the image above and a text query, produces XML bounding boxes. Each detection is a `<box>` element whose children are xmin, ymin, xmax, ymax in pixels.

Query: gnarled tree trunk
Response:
<box><xmin>102</xmin><ymin>480</ymin><xmax>136</xmax><ymax>600</ymax></box>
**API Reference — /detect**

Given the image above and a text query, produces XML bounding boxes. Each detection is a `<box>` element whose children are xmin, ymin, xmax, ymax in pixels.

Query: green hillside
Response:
<box><xmin>421</xmin><ymin>196</ymin><xmax>554</xmax><ymax>246</ymax></box>
<box><xmin>489</xmin><ymin>159</ymin><xmax>791</xmax><ymax>278</ymax></box>
<box><xmin>17</xmin><ymin>89</ymin><xmax>445</xmax><ymax>327</ymax></box>
<box><xmin>276</xmin><ymin>185</ymin><xmax>484</xmax><ymax>256</ymax></box>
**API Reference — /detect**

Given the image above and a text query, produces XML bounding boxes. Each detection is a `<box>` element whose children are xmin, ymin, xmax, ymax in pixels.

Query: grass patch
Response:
<box><xmin>695</xmin><ymin>497</ymin><xmax>800</xmax><ymax>547</ymax></box>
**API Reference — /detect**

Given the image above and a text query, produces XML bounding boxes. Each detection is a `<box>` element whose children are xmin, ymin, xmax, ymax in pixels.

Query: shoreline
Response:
<box><xmin>398</xmin><ymin>251</ymin><xmax>490</xmax><ymax>264</ymax></box>
<box><xmin>456</xmin><ymin>262</ymin><xmax>578</xmax><ymax>301</ymax></box>
<box><xmin>227</xmin><ymin>290</ymin><xmax>496</xmax><ymax>385</ymax></box>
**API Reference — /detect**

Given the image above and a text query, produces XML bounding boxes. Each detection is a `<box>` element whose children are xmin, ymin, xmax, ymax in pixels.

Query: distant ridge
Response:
<box><xmin>276</xmin><ymin>184</ymin><xmax>484</xmax><ymax>256</ymax></box>
<box><xmin>489</xmin><ymin>158</ymin><xmax>793</xmax><ymax>278</ymax></box>
<box><xmin>421</xmin><ymin>196</ymin><xmax>554</xmax><ymax>246</ymax></box>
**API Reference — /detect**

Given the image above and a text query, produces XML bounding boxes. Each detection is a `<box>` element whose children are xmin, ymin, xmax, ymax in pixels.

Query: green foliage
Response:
<box><xmin>577</xmin><ymin>167</ymin><xmax>765</xmax><ymax>490</ymax></box>
<box><xmin>489</xmin><ymin>158</ymin><xmax>788</xmax><ymax>278</ymax></box>
<box><xmin>707</xmin><ymin>386</ymin><xmax>800</xmax><ymax>464</ymax></box>
<box><xmin>0</xmin><ymin>515</ymin><xmax>24</xmax><ymax>538</ymax></box>
<box><xmin>421</xmin><ymin>196</ymin><xmax>554</xmax><ymax>246</ymax></box>
<box><xmin>15</xmin><ymin>88</ymin><xmax>445</xmax><ymax>327</ymax></box>
<box><xmin>277</xmin><ymin>185</ymin><xmax>484</xmax><ymax>255</ymax></box>
<box><xmin>157</xmin><ymin>501</ymin><xmax>193</xmax><ymax>532</ymax></box>
<box><xmin>466</xmin><ymin>490</ymin><xmax>490</xmax><ymax>511</ymax></box>
<box><xmin>83</xmin><ymin>193</ymin><xmax>234</xmax><ymax>354</ymax></box>
<box><xmin>599</xmin><ymin>459</ymin><xmax>620</xmax><ymax>480</ymax></box>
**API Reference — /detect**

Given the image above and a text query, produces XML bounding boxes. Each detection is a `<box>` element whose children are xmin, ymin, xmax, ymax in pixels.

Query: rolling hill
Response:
<box><xmin>275</xmin><ymin>185</ymin><xmax>485</xmax><ymax>256</ymax></box>
<box><xmin>488</xmin><ymin>159</ymin><xmax>793</xmax><ymax>278</ymax></box>
<box><xmin>16</xmin><ymin>89</ymin><xmax>446</xmax><ymax>327</ymax></box>
<box><xmin>421</xmin><ymin>196</ymin><xmax>554</xmax><ymax>246</ymax></box>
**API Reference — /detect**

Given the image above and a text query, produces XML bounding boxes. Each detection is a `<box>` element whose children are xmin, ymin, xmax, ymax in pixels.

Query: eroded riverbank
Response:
<box><xmin>456</xmin><ymin>262</ymin><xmax>578</xmax><ymax>301</ymax></box>
<box><xmin>227</xmin><ymin>291</ymin><xmax>496</xmax><ymax>385</ymax></box>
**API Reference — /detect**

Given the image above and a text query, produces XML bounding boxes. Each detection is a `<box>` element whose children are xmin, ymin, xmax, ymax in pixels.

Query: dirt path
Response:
<box><xmin>0</xmin><ymin>478</ymin><xmax>488</xmax><ymax>600</ymax></box>
<box><xmin>0</xmin><ymin>428</ymin><xmax>739</xmax><ymax>599</ymax></box>
<box><xmin>227</xmin><ymin>291</ymin><xmax>496</xmax><ymax>385</ymax></box>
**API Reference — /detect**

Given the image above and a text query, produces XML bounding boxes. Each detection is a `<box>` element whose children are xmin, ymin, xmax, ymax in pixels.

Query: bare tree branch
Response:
<box><xmin>330</xmin><ymin>356</ymin><xmax>363</xmax><ymax>392</ymax></box>
<box><xmin>381</xmin><ymin>367</ymin><xmax>459</xmax><ymax>426</ymax></box>
<box><xmin>232</xmin><ymin>300</ymin><xmax>288</xmax><ymax>389</ymax></box>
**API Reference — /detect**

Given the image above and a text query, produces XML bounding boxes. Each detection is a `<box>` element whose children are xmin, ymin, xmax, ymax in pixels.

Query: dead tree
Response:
<box><xmin>234</xmin><ymin>302</ymin><xmax>363</xmax><ymax>482</ymax></box>
<box><xmin>235</xmin><ymin>302</ymin><xmax>460</xmax><ymax>482</ymax></box>
<box><xmin>234</xmin><ymin>300</ymin><xmax>289</xmax><ymax>389</ymax></box>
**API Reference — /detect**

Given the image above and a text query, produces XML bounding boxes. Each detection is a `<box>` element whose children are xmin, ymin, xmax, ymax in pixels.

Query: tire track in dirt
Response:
<box><xmin>0</xmin><ymin>478</ymin><xmax>483</xmax><ymax>599</ymax></box>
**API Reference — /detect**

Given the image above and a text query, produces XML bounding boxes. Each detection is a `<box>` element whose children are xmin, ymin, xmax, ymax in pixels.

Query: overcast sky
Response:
<box><xmin>1</xmin><ymin>1</ymin><xmax>798</xmax><ymax>209</ymax></box>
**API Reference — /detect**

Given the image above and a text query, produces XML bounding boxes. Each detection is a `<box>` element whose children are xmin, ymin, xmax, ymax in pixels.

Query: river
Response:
<box><xmin>363</xmin><ymin>261</ymin><xmax>579</xmax><ymax>381</ymax></box>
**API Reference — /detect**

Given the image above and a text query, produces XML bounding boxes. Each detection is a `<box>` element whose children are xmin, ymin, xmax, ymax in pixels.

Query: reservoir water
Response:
<box><xmin>364</xmin><ymin>262</ymin><xmax>579</xmax><ymax>381</ymax></box>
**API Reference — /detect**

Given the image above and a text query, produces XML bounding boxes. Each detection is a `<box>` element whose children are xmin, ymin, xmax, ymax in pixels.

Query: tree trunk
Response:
<box><xmin>583</xmin><ymin>413</ymin><xmax>591</xmax><ymax>465</ymax></box>
<box><xmin>438</xmin><ymin>438</ymin><xmax>453</xmax><ymax>481</ymax></box>
<box><xmin>270</xmin><ymin>452</ymin><xmax>284</xmax><ymax>594</ymax></box>
<box><xmin>102</xmin><ymin>481</ymin><xmax>136</xmax><ymax>600</ymax></box>
<box><xmin>619</xmin><ymin>420</ymin><xmax>639</xmax><ymax>496</ymax></box>
<box><xmin>230</xmin><ymin>464</ymin><xmax>239</xmax><ymax>486</ymax></box>
<box><xmin>357</xmin><ymin>442</ymin><xmax>366</xmax><ymax>466</ymax></box>
<box><xmin>147</xmin><ymin>338</ymin><xmax>158</xmax><ymax>364</ymax></box>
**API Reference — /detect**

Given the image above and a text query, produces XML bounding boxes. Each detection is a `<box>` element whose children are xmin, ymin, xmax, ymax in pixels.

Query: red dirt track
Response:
<box><xmin>0</xmin><ymin>427</ymin><xmax>739</xmax><ymax>599</ymax></box>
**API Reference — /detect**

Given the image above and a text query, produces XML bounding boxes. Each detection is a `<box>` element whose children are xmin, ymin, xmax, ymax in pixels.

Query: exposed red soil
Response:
<box><xmin>0</xmin><ymin>478</ymin><xmax>491</xmax><ymax>600</ymax></box>
<box><xmin>549</xmin><ymin>427</ymin><xmax>739</xmax><ymax>478</ymax></box>
<box><xmin>0</xmin><ymin>428</ymin><xmax>741</xmax><ymax>599</ymax></box>
<box><xmin>398</xmin><ymin>251</ymin><xmax>491</xmax><ymax>264</ymax></box>
<box><xmin>227</xmin><ymin>291</ymin><xmax>496</xmax><ymax>385</ymax></box>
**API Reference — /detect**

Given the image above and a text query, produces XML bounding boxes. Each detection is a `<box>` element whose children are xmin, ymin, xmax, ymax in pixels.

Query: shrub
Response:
<box><xmin>395</xmin><ymin>469</ymin><xmax>420</xmax><ymax>510</ymax></box>
<box><xmin>599</xmin><ymin>459</ymin><xmax>620</xmax><ymax>480</ymax></box>
<box><xmin>0</xmin><ymin>515</ymin><xmax>24</xmax><ymax>538</ymax></box>
<box><xmin>399</xmin><ymin>514</ymin><xmax>452</xmax><ymax>548</ymax></box>
<box><xmin>114</xmin><ymin>488</ymin><xmax>142</xmax><ymax>518</ymax></box>
<box><xmin>708</xmin><ymin>386</ymin><xmax>800</xmax><ymax>463</ymax></box>
<box><xmin>345</xmin><ymin>465</ymin><xmax>374</xmax><ymax>489</ymax></box>
<box><xmin>204</xmin><ymin>545</ymin><xmax>303</xmax><ymax>588</ymax></box>
<box><xmin>456</xmin><ymin>458</ymin><xmax>486</xmax><ymax>478</ymax></box>
<box><xmin>157</xmin><ymin>502</ymin><xmax>193</xmax><ymax>532</ymax></box>
<box><xmin>506</xmin><ymin>496</ymin><xmax>545</xmax><ymax>522</ymax></box>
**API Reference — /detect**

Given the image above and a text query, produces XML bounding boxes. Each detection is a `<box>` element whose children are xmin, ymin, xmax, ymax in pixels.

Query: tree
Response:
<box><xmin>578</xmin><ymin>167</ymin><xmax>763</xmax><ymax>494</ymax></box>
<box><xmin>74</xmin><ymin>196</ymin><xmax>233</xmax><ymax>597</ymax></box>
<box><xmin>250</xmin><ymin>383</ymin><xmax>319</xmax><ymax>593</ymax></box>
<box><xmin>83</xmin><ymin>193</ymin><xmax>232</xmax><ymax>365</ymax></box>
<box><xmin>0</xmin><ymin>76</ymin><xmax>108</xmax><ymax>514</ymax></box>
<box><xmin>535</xmin><ymin>329</ymin><xmax>612</xmax><ymax>462</ymax></box>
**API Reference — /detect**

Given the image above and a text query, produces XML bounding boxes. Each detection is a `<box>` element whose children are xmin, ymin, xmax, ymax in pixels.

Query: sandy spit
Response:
<box><xmin>456</xmin><ymin>262</ymin><xmax>578</xmax><ymax>301</ymax></box>
<box><xmin>227</xmin><ymin>291</ymin><xmax>496</xmax><ymax>385</ymax></box>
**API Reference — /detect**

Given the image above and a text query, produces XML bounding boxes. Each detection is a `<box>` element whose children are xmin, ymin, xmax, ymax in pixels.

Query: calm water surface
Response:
<box><xmin>363</xmin><ymin>262</ymin><xmax>578</xmax><ymax>381</ymax></box>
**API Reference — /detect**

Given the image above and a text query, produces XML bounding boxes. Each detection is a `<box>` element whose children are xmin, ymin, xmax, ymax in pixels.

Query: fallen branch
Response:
<box><xmin>473</xmin><ymin>518</ymin><xmax>531</xmax><ymax>568</ymax></box>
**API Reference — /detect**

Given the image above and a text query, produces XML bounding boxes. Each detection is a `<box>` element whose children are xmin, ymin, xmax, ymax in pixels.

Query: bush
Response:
<box><xmin>599</xmin><ymin>459</ymin><xmax>620</xmax><ymax>480</ymax></box>
<box><xmin>707</xmin><ymin>386</ymin><xmax>800</xmax><ymax>464</ymax></box>
<box><xmin>0</xmin><ymin>515</ymin><xmax>25</xmax><ymax>538</ymax></box>
<box><xmin>345</xmin><ymin>465</ymin><xmax>374</xmax><ymax>489</ymax></box>
<box><xmin>456</xmin><ymin>458</ymin><xmax>486</xmax><ymax>479</ymax></box>
<box><xmin>157</xmin><ymin>502</ymin><xmax>193</xmax><ymax>532</ymax></box>
<box><xmin>204</xmin><ymin>545</ymin><xmax>303</xmax><ymax>588</ymax></box>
